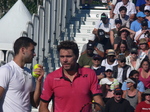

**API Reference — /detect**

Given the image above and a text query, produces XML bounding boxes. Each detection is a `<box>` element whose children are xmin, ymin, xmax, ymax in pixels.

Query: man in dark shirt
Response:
<box><xmin>78</xmin><ymin>41</ymin><xmax>95</xmax><ymax>67</ymax></box>
<box><xmin>91</xmin><ymin>54</ymin><xmax>105</xmax><ymax>82</ymax></box>
<box><xmin>105</xmin><ymin>88</ymin><xmax>132</xmax><ymax>112</ymax></box>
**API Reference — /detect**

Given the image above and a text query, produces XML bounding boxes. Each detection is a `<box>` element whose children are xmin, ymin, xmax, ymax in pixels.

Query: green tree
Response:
<box><xmin>0</xmin><ymin>0</ymin><xmax>42</xmax><ymax>18</ymax></box>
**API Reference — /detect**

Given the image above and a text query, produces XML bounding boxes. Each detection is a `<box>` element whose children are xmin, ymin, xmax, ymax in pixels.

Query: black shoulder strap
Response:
<box><xmin>122</xmin><ymin>65</ymin><xmax>130</xmax><ymax>82</ymax></box>
<box><xmin>113</xmin><ymin>65</ymin><xmax>118</xmax><ymax>78</ymax></box>
<box><xmin>118</xmin><ymin>14</ymin><xmax>120</xmax><ymax>20</ymax></box>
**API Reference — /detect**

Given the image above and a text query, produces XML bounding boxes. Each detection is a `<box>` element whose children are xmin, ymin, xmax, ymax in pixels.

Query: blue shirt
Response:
<box><xmin>130</xmin><ymin>20</ymin><xmax>150</xmax><ymax>32</ymax></box>
<box><xmin>121</xmin><ymin>80</ymin><xmax>145</xmax><ymax>92</ymax></box>
<box><xmin>136</xmin><ymin>0</ymin><xmax>146</xmax><ymax>6</ymax></box>
<box><xmin>130</xmin><ymin>20</ymin><xmax>141</xmax><ymax>32</ymax></box>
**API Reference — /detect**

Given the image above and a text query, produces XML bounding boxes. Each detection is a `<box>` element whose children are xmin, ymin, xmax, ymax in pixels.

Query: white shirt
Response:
<box><xmin>101</xmin><ymin>59</ymin><xmax>118</xmax><ymax>69</ymax></box>
<box><xmin>126</xmin><ymin>55</ymin><xmax>141</xmax><ymax>70</ymax></box>
<box><xmin>94</xmin><ymin>19</ymin><xmax>113</xmax><ymax>38</ymax></box>
<box><xmin>134</xmin><ymin>29</ymin><xmax>145</xmax><ymax>42</ymax></box>
<box><xmin>113</xmin><ymin>14</ymin><xmax>130</xmax><ymax>28</ymax></box>
<box><xmin>116</xmin><ymin>67</ymin><xmax>131</xmax><ymax>83</ymax></box>
<box><xmin>113</xmin><ymin>1</ymin><xmax>136</xmax><ymax>16</ymax></box>
<box><xmin>112</xmin><ymin>0</ymin><xmax>133</xmax><ymax>5</ymax></box>
<box><xmin>0</xmin><ymin>61</ymin><xmax>35</xmax><ymax>112</ymax></box>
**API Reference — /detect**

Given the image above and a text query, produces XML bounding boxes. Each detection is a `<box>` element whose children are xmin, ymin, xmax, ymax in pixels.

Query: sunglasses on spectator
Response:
<box><xmin>115</xmin><ymin>93</ymin><xmax>122</xmax><ymax>95</ymax></box>
<box><xmin>145</xmin><ymin>94</ymin><xmax>150</xmax><ymax>96</ymax></box>
<box><xmin>120</xmin><ymin>59</ymin><xmax>126</xmax><ymax>63</ymax></box>
<box><xmin>131</xmin><ymin>52</ymin><xmax>137</xmax><ymax>54</ymax></box>
<box><xmin>93</xmin><ymin>58</ymin><xmax>100</xmax><ymax>61</ymax></box>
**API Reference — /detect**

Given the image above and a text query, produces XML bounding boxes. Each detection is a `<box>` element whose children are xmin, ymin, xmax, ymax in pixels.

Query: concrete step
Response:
<box><xmin>83</xmin><ymin>20</ymin><xmax>97</xmax><ymax>26</ymax></box>
<box><xmin>79</xmin><ymin>28</ymin><xmax>93</xmax><ymax>34</ymax></box>
<box><xmin>75</xmin><ymin>33</ymin><xmax>90</xmax><ymax>37</ymax></box>
<box><xmin>74</xmin><ymin>36</ymin><xmax>88</xmax><ymax>43</ymax></box>
<box><xmin>80</xmin><ymin>25</ymin><xmax>94</xmax><ymax>29</ymax></box>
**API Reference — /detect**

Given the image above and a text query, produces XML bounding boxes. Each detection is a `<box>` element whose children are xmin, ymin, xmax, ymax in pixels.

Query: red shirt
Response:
<box><xmin>40</xmin><ymin>66</ymin><xmax>101</xmax><ymax>112</ymax></box>
<box><xmin>135</xmin><ymin>101</ymin><xmax>150</xmax><ymax>112</ymax></box>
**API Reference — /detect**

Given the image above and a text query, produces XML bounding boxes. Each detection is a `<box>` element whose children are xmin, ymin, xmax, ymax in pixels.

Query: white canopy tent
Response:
<box><xmin>0</xmin><ymin>0</ymin><xmax>31</xmax><ymax>51</ymax></box>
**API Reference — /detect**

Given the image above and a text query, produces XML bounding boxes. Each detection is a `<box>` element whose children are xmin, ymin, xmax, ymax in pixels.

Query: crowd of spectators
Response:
<box><xmin>78</xmin><ymin>0</ymin><xmax>150</xmax><ymax>111</ymax></box>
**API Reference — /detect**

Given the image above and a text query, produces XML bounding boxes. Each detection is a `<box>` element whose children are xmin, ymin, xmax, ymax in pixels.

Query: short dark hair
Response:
<box><xmin>57</xmin><ymin>41</ymin><xmax>79</xmax><ymax>57</ymax></box>
<box><xmin>140</xmin><ymin>59</ymin><xmax>150</xmax><ymax>68</ymax></box>
<box><xmin>13</xmin><ymin>37</ymin><xmax>37</xmax><ymax>55</ymax></box>
<box><xmin>129</xmin><ymin>70</ymin><xmax>139</xmax><ymax>78</ymax></box>
<box><xmin>119</xmin><ymin>6</ymin><xmax>127</xmax><ymax>12</ymax></box>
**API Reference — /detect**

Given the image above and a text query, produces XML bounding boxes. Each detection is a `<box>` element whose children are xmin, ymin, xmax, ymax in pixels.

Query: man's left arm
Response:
<box><xmin>30</xmin><ymin>65</ymin><xmax>44</xmax><ymax>108</ymax></box>
<box><xmin>93</xmin><ymin>95</ymin><xmax>105</xmax><ymax>108</ymax></box>
<box><xmin>94</xmin><ymin>47</ymin><xmax>104</xmax><ymax>57</ymax></box>
<box><xmin>90</xmin><ymin>70</ymin><xmax>104</xmax><ymax>108</ymax></box>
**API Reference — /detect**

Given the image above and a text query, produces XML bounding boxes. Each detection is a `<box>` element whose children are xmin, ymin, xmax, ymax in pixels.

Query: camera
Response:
<box><xmin>144</xmin><ymin>30</ymin><xmax>150</xmax><ymax>38</ymax></box>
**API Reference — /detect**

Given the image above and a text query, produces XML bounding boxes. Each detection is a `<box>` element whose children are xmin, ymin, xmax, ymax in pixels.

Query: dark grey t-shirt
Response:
<box><xmin>114</xmin><ymin>36</ymin><xmax>134</xmax><ymax>49</ymax></box>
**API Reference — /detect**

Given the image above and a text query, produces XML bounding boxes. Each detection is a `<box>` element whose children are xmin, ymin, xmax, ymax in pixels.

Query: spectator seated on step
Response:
<box><xmin>81</xmin><ymin>34</ymin><xmax>104</xmax><ymax>58</ymax></box>
<box><xmin>135</xmin><ymin>89</ymin><xmax>150</xmax><ymax>112</ymax></box>
<box><xmin>130</xmin><ymin>12</ymin><xmax>150</xmax><ymax>32</ymax></box>
<box><xmin>101</xmin><ymin>49</ymin><xmax>118</xmax><ymax>69</ymax></box>
<box><xmin>113</xmin><ymin>54</ymin><xmax>131</xmax><ymax>87</ymax></box>
<box><xmin>114</xmin><ymin>26</ymin><xmax>135</xmax><ymax>50</ymax></box>
<box><xmin>91</xmin><ymin>54</ymin><xmax>105</xmax><ymax>82</ymax></box>
<box><xmin>78</xmin><ymin>41</ymin><xmax>96</xmax><ymax>68</ymax></box>
<box><xmin>105</xmin><ymin>88</ymin><xmax>132</xmax><ymax>112</ymax></box>
<box><xmin>134</xmin><ymin>20</ymin><xmax>150</xmax><ymax>43</ymax></box>
<box><xmin>92</xmin><ymin>13</ymin><xmax>114</xmax><ymax>40</ymax></box>
<box><xmin>95</xmin><ymin>28</ymin><xmax>113</xmax><ymax>51</ymax></box>
<box><xmin>113</xmin><ymin>0</ymin><xmax>136</xmax><ymax>22</ymax></box>
<box><xmin>113</xmin><ymin>6</ymin><xmax>130</xmax><ymax>28</ymax></box>
<box><xmin>126</xmin><ymin>48</ymin><xmax>141</xmax><ymax>70</ymax></box>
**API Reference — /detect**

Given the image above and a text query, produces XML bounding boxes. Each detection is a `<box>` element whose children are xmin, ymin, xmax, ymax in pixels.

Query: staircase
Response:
<box><xmin>71</xmin><ymin>7</ymin><xmax>110</xmax><ymax>54</ymax></box>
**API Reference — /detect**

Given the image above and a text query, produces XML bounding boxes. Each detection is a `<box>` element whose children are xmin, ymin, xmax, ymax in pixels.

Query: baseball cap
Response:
<box><xmin>107</xmin><ymin>49</ymin><xmax>115</xmax><ymax>56</ymax></box>
<box><xmin>88</xmin><ymin>34</ymin><xmax>95</xmax><ymax>41</ymax></box>
<box><xmin>139</xmin><ymin>38</ymin><xmax>147</xmax><ymax>45</ymax></box>
<box><xmin>141</xmin><ymin>20</ymin><xmax>148</xmax><ymax>26</ymax></box>
<box><xmin>101</xmin><ymin>13</ymin><xmax>108</xmax><ymax>21</ymax></box>
<box><xmin>136</xmin><ymin>12</ymin><xmax>146</xmax><ymax>18</ymax></box>
<box><xmin>114</xmin><ymin>88</ymin><xmax>123</xmax><ymax>94</ymax></box>
<box><xmin>117</xmin><ymin>54</ymin><xmax>126</xmax><ymax>62</ymax></box>
<box><xmin>105</xmin><ymin>67</ymin><xmax>113</xmax><ymax>72</ymax></box>
<box><xmin>143</xmin><ymin>89</ymin><xmax>150</xmax><ymax>95</ymax></box>
<box><xmin>87</xmin><ymin>41</ymin><xmax>94</xmax><ymax>50</ymax></box>
<box><xmin>125</xmin><ymin>78</ymin><xmax>135</xmax><ymax>84</ymax></box>
<box><xmin>144</xmin><ymin>6</ymin><xmax>150</xmax><ymax>12</ymax></box>
<box><xmin>93</xmin><ymin>54</ymin><xmax>102</xmax><ymax>60</ymax></box>
<box><xmin>115</xmin><ymin>18</ymin><xmax>122</xmax><ymax>24</ymax></box>
<box><xmin>131</xmin><ymin>48</ymin><xmax>138</xmax><ymax>54</ymax></box>
<box><xmin>97</xmin><ymin>29</ymin><xmax>105</xmax><ymax>37</ymax></box>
